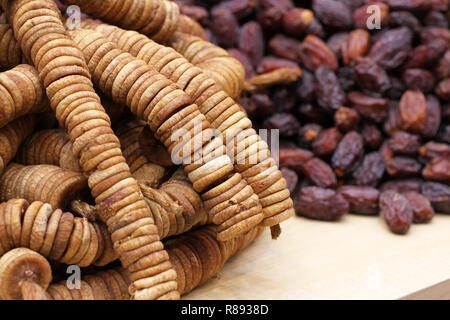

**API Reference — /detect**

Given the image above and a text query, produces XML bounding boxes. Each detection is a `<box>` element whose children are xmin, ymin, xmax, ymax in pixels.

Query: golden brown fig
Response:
<box><xmin>0</xmin><ymin>248</ymin><xmax>52</xmax><ymax>300</ymax></box>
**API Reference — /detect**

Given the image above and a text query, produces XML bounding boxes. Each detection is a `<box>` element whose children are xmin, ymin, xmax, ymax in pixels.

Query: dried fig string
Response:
<box><xmin>0</xmin><ymin>64</ymin><xmax>49</xmax><ymax>129</ymax></box>
<box><xmin>169</xmin><ymin>32</ymin><xmax>245</xmax><ymax>100</ymax></box>
<box><xmin>83</xmin><ymin>24</ymin><xmax>295</xmax><ymax>238</ymax></box>
<box><xmin>68</xmin><ymin>28</ymin><xmax>264</xmax><ymax>241</ymax></box>
<box><xmin>0</xmin><ymin>199</ymin><xmax>117</xmax><ymax>267</ymax></box>
<box><xmin>116</xmin><ymin>119</ymin><xmax>168</xmax><ymax>188</ymax></box>
<box><xmin>2</xmin><ymin>0</ymin><xmax>179</xmax><ymax>300</ymax></box>
<box><xmin>141</xmin><ymin>168</ymin><xmax>209</xmax><ymax>240</ymax></box>
<box><xmin>0</xmin><ymin>115</ymin><xmax>36</xmax><ymax>175</ymax></box>
<box><xmin>47</xmin><ymin>267</ymin><xmax>131</xmax><ymax>300</ymax></box>
<box><xmin>175</xmin><ymin>14</ymin><xmax>207</xmax><ymax>40</ymax></box>
<box><xmin>0</xmin><ymin>23</ymin><xmax>25</xmax><ymax>69</ymax></box>
<box><xmin>0</xmin><ymin>163</ymin><xmax>88</xmax><ymax>210</ymax></box>
<box><xmin>60</xmin><ymin>0</ymin><xmax>181</xmax><ymax>43</ymax></box>
<box><xmin>165</xmin><ymin>224</ymin><xmax>263</xmax><ymax>295</ymax></box>
<box><xmin>16</xmin><ymin>128</ymin><xmax>82</xmax><ymax>172</ymax></box>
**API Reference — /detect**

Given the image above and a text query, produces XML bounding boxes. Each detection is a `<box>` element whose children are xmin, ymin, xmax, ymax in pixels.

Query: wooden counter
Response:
<box><xmin>183</xmin><ymin>213</ymin><xmax>450</xmax><ymax>300</ymax></box>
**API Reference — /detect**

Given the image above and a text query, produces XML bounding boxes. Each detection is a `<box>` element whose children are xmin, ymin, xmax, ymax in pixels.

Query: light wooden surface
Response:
<box><xmin>183</xmin><ymin>213</ymin><xmax>450</xmax><ymax>300</ymax></box>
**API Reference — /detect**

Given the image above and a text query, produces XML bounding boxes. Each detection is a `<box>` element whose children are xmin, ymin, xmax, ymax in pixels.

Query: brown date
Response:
<box><xmin>339</xmin><ymin>185</ymin><xmax>380</xmax><ymax>215</ymax></box>
<box><xmin>312</xmin><ymin>127</ymin><xmax>343</xmax><ymax>157</ymax></box>
<box><xmin>301</xmin><ymin>157</ymin><xmax>338</xmax><ymax>188</ymax></box>
<box><xmin>421</xmin><ymin>181</ymin><xmax>450</xmax><ymax>214</ymax></box>
<box><xmin>379</xmin><ymin>190</ymin><xmax>413</xmax><ymax>235</ymax></box>
<box><xmin>331</xmin><ymin>131</ymin><xmax>365</xmax><ymax>176</ymax></box>
<box><xmin>402</xmin><ymin>191</ymin><xmax>435</xmax><ymax>223</ymax></box>
<box><xmin>295</xmin><ymin>186</ymin><xmax>349</xmax><ymax>221</ymax></box>
<box><xmin>299</xmin><ymin>35</ymin><xmax>339</xmax><ymax>71</ymax></box>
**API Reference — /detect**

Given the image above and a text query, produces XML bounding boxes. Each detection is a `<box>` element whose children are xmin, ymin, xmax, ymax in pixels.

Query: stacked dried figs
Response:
<box><xmin>176</xmin><ymin>0</ymin><xmax>450</xmax><ymax>235</ymax></box>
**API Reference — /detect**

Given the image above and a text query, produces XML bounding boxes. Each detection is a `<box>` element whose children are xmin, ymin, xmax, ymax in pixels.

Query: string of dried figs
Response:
<box><xmin>46</xmin><ymin>267</ymin><xmax>131</xmax><ymax>300</ymax></box>
<box><xmin>15</xmin><ymin>128</ymin><xmax>82</xmax><ymax>172</ymax></box>
<box><xmin>29</xmin><ymin>221</ymin><xmax>261</xmax><ymax>300</ymax></box>
<box><xmin>0</xmin><ymin>247</ymin><xmax>129</xmax><ymax>300</ymax></box>
<box><xmin>140</xmin><ymin>168</ymin><xmax>210</xmax><ymax>240</ymax></box>
<box><xmin>0</xmin><ymin>115</ymin><xmax>36</xmax><ymax>174</ymax></box>
<box><xmin>2</xmin><ymin>0</ymin><xmax>179</xmax><ymax>300</ymax></box>
<box><xmin>168</xmin><ymin>32</ymin><xmax>246</xmax><ymax>100</ymax></box>
<box><xmin>57</xmin><ymin>0</ymin><xmax>243</xmax><ymax>96</ymax></box>
<box><xmin>16</xmin><ymin>121</ymin><xmax>168</xmax><ymax>187</ymax></box>
<box><xmin>78</xmin><ymin>22</ymin><xmax>295</xmax><ymax>238</ymax></box>
<box><xmin>115</xmin><ymin>119</ymin><xmax>169</xmax><ymax>188</ymax></box>
<box><xmin>0</xmin><ymin>199</ymin><xmax>116</xmax><ymax>267</ymax></box>
<box><xmin>58</xmin><ymin>0</ymin><xmax>204</xmax><ymax>43</ymax></box>
<box><xmin>181</xmin><ymin>0</ymin><xmax>450</xmax><ymax>235</ymax></box>
<box><xmin>13</xmin><ymin>120</ymin><xmax>208</xmax><ymax>239</ymax></box>
<box><xmin>106</xmin><ymin>112</ymin><xmax>248</xmax><ymax>239</ymax></box>
<box><xmin>116</xmin><ymin>120</ymin><xmax>211</xmax><ymax>238</ymax></box>
<box><xmin>0</xmin><ymin>22</ymin><xmax>25</xmax><ymax>70</ymax></box>
<box><xmin>0</xmin><ymin>64</ymin><xmax>49</xmax><ymax>129</ymax></box>
<box><xmin>165</xmin><ymin>224</ymin><xmax>263</xmax><ymax>295</ymax></box>
<box><xmin>68</xmin><ymin>28</ymin><xmax>264</xmax><ymax>241</ymax></box>
<box><xmin>0</xmin><ymin>163</ymin><xmax>89</xmax><ymax>210</ymax></box>
<box><xmin>2</xmin><ymin>223</ymin><xmax>261</xmax><ymax>300</ymax></box>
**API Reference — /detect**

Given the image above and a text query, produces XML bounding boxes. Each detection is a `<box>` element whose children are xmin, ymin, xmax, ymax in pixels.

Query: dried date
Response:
<box><xmin>347</xmin><ymin>91</ymin><xmax>388</xmax><ymax>123</ymax></box>
<box><xmin>301</xmin><ymin>157</ymin><xmax>338</xmax><ymax>188</ymax></box>
<box><xmin>238</xmin><ymin>21</ymin><xmax>265</xmax><ymax>66</ymax></box>
<box><xmin>361</xmin><ymin>122</ymin><xmax>383</xmax><ymax>149</ymax></box>
<box><xmin>351</xmin><ymin>151</ymin><xmax>386</xmax><ymax>187</ymax></box>
<box><xmin>402</xmin><ymin>191</ymin><xmax>435</xmax><ymax>223</ymax></box>
<box><xmin>386</xmin><ymin>156</ymin><xmax>422</xmax><ymax>178</ymax></box>
<box><xmin>263</xmin><ymin>112</ymin><xmax>300</xmax><ymax>137</ymax></box>
<box><xmin>402</xmin><ymin>69</ymin><xmax>436</xmax><ymax>93</ymax></box>
<box><xmin>297</xmin><ymin>123</ymin><xmax>322</xmax><ymax>148</ymax></box>
<box><xmin>368</xmin><ymin>27</ymin><xmax>413</xmax><ymax>70</ymax></box>
<box><xmin>353</xmin><ymin>2</ymin><xmax>389</xmax><ymax>29</ymax></box>
<box><xmin>388</xmin><ymin>11</ymin><xmax>422</xmax><ymax>33</ymax></box>
<box><xmin>312</xmin><ymin>127</ymin><xmax>343</xmax><ymax>157</ymax></box>
<box><xmin>397</xmin><ymin>90</ymin><xmax>427</xmax><ymax>133</ymax></box>
<box><xmin>334</xmin><ymin>106</ymin><xmax>360</xmax><ymax>132</ymax></box>
<box><xmin>295</xmin><ymin>186</ymin><xmax>349</xmax><ymax>221</ymax></box>
<box><xmin>299</xmin><ymin>35</ymin><xmax>339</xmax><ymax>71</ymax></box>
<box><xmin>210</xmin><ymin>8</ymin><xmax>240</xmax><ymax>48</ymax></box>
<box><xmin>312</xmin><ymin>0</ymin><xmax>352</xmax><ymax>30</ymax></box>
<box><xmin>402</xmin><ymin>39</ymin><xmax>448</xmax><ymax>70</ymax></box>
<box><xmin>257</xmin><ymin>56</ymin><xmax>299</xmax><ymax>74</ymax></box>
<box><xmin>280</xmin><ymin>167</ymin><xmax>299</xmax><ymax>195</ymax></box>
<box><xmin>327</xmin><ymin>32</ymin><xmax>349</xmax><ymax>60</ymax></box>
<box><xmin>436</xmin><ymin>78</ymin><xmax>450</xmax><ymax>101</ymax></box>
<box><xmin>296</xmin><ymin>69</ymin><xmax>316</xmax><ymax>102</ymax></box>
<box><xmin>379</xmin><ymin>190</ymin><xmax>413</xmax><ymax>235</ymax></box>
<box><xmin>388</xmin><ymin>131</ymin><xmax>422</xmax><ymax>155</ymax></box>
<box><xmin>422</xmin><ymin>94</ymin><xmax>442</xmax><ymax>139</ymax></box>
<box><xmin>422</xmin><ymin>157</ymin><xmax>450</xmax><ymax>182</ymax></box>
<box><xmin>331</xmin><ymin>131</ymin><xmax>365</xmax><ymax>176</ymax></box>
<box><xmin>421</xmin><ymin>181</ymin><xmax>450</xmax><ymax>214</ymax></box>
<box><xmin>338</xmin><ymin>185</ymin><xmax>380</xmax><ymax>215</ymax></box>
<box><xmin>352</xmin><ymin>58</ymin><xmax>392</xmax><ymax>94</ymax></box>
<box><xmin>342</xmin><ymin>29</ymin><xmax>370</xmax><ymax>65</ymax></box>
<box><xmin>315</xmin><ymin>66</ymin><xmax>347</xmax><ymax>112</ymax></box>
<box><xmin>419</xmin><ymin>141</ymin><xmax>450</xmax><ymax>160</ymax></box>
<box><xmin>279</xmin><ymin>147</ymin><xmax>314</xmax><ymax>171</ymax></box>
<box><xmin>282</xmin><ymin>8</ymin><xmax>314</xmax><ymax>37</ymax></box>
<box><xmin>269</xmin><ymin>34</ymin><xmax>303</xmax><ymax>62</ymax></box>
